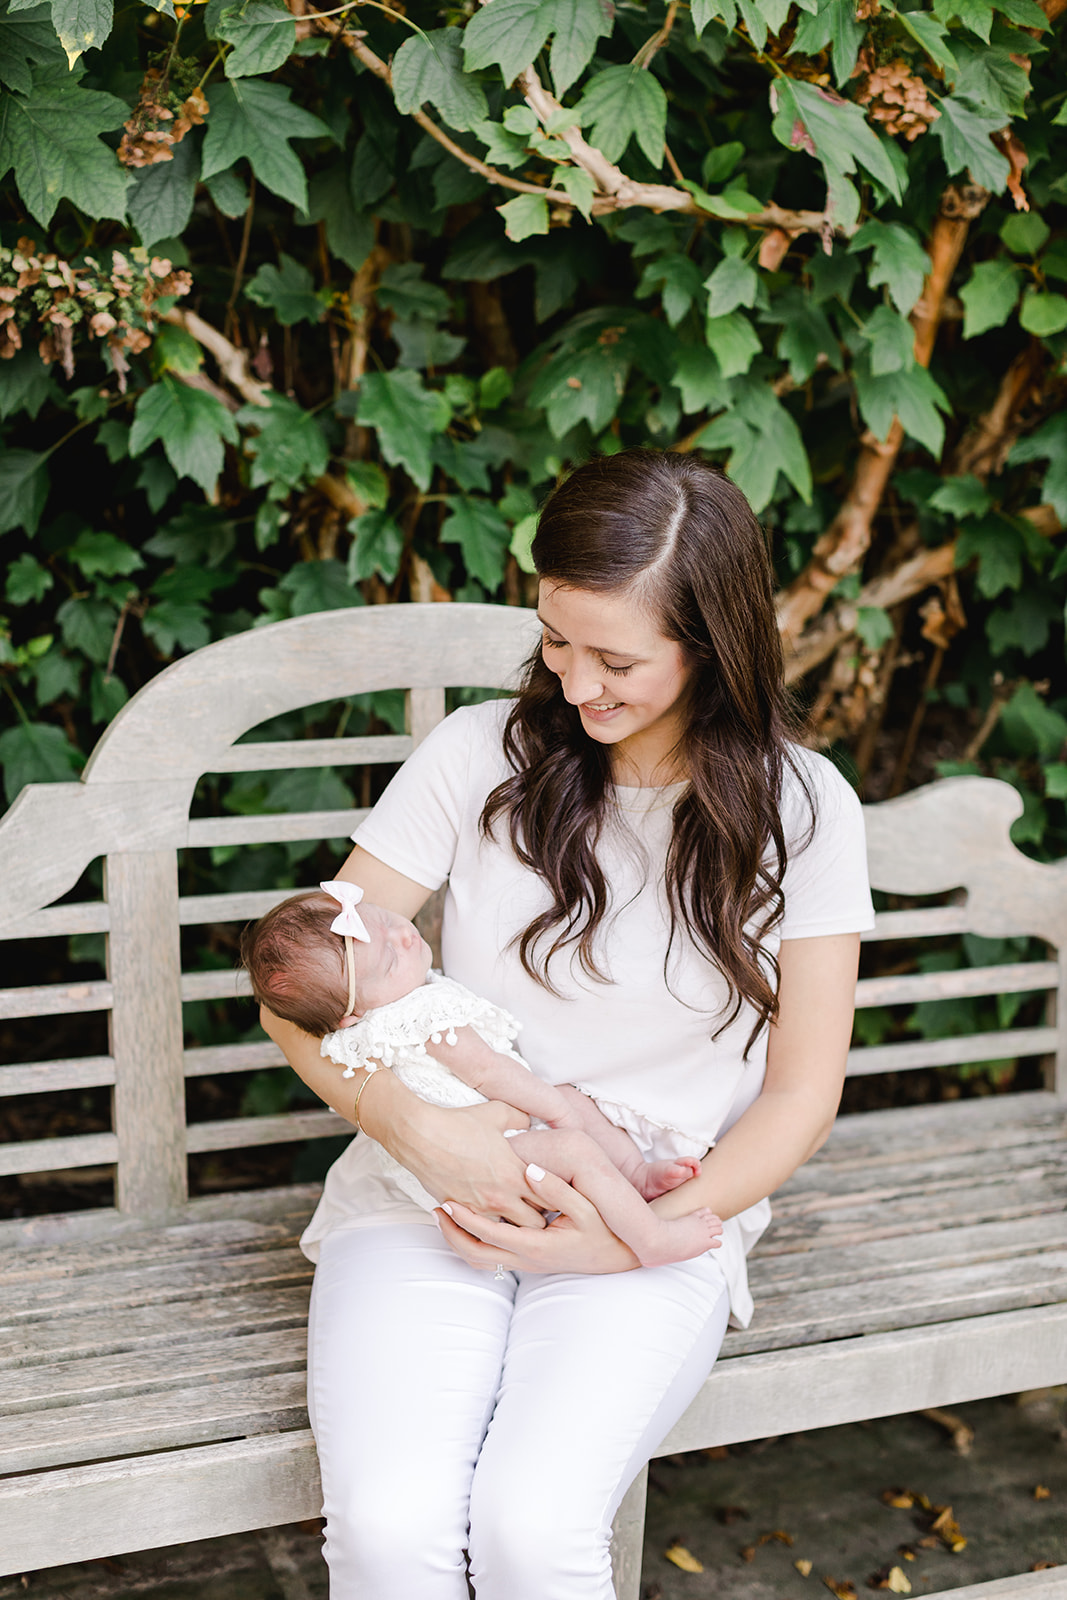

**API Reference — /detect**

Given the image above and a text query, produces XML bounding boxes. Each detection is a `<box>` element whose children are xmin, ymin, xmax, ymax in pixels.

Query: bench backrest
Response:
<box><xmin>1</xmin><ymin>603</ymin><xmax>1064</xmax><ymax>1231</ymax></box>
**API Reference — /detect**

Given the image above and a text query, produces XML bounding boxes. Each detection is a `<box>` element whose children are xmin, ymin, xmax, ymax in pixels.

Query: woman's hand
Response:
<box><xmin>436</xmin><ymin>1165</ymin><xmax>641</xmax><ymax>1275</ymax></box>
<box><xmin>365</xmin><ymin>1092</ymin><xmax>549</xmax><ymax>1229</ymax></box>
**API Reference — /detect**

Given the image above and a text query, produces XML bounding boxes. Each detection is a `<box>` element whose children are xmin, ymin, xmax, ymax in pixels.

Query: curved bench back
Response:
<box><xmin>0</xmin><ymin>603</ymin><xmax>1062</xmax><ymax>1230</ymax></box>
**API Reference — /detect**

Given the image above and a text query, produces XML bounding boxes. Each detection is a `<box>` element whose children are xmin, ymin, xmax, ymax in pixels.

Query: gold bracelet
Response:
<box><xmin>353</xmin><ymin>1067</ymin><xmax>382</xmax><ymax>1134</ymax></box>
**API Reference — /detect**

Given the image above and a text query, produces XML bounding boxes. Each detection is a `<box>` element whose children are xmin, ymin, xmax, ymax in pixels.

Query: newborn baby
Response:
<box><xmin>241</xmin><ymin>881</ymin><xmax>722</xmax><ymax>1268</ymax></box>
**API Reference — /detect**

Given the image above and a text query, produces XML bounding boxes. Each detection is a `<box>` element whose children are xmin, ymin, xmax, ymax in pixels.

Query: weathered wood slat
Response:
<box><xmin>0</xmin><ymin>1432</ymin><xmax>322</xmax><ymax>1576</ymax></box>
<box><xmin>2</xmin><ymin>1327</ymin><xmax>306</xmax><ymax>1414</ymax></box>
<box><xmin>0</xmin><ymin>1056</ymin><xmax>115</xmax><ymax>1097</ymax></box>
<box><xmin>182</xmin><ymin>968</ymin><xmax>252</xmax><ymax>1002</ymax></box>
<box><xmin>0</xmin><ymin>1133</ymin><xmax>118</xmax><ymax>1178</ymax></box>
<box><xmin>855</xmin><ymin>960</ymin><xmax>1058</xmax><ymax>1008</ymax></box>
<box><xmin>863</xmin><ymin>906</ymin><xmax>973</xmax><ymax>941</ymax></box>
<box><xmin>408</xmin><ymin>686</ymin><xmax>446</xmax><ymax>747</ymax></box>
<box><xmin>777</xmin><ymin>1130</ymin><xmax>1067</xmax><ymax>1197</ymax></box>
<box><xmin>0</xmin><ymin>1217</ymin><xmax>294</xmax><ymax>1284</ymax></box>
<box><xmin>186</xmin><ymin>808</ymin><xmax>366</xmax><ymax>847</ymax></box>
<box><xmin>211</xmin><ymin>733</ymin><xmax>411</xmax><ymax>772</ymax></box>
<box><xmin>0</xmin><ymin>901</ymin><xmax>110</xmax><ymax>940</ymax></box>
<box><xmin>847</xmin><ymin>1026</ymin><xmax>1059</xmax><ymax>1075</ymax></box>
<box><xmin>0</xmin><ymin>1285</ymin><xmax>311</xmax><ymax>1369</ymax></box>
<box><xmin>0</xmin><ymin>1370</ymin><xmax>308</xmax><ymax>1472</ymax></box>
<box><xmin>804</xmin><ymin>1091</ymin><xmax>1066</xmax><ymax>1158</ymax></box>
<box><xmin>660</xmin><ymin>1300</ymin><xmax>1067</xmax><ymax>1452</ymax></box>
<box><xmin>918</xmin><ymin>1571</ymin><xmax>1067</xmax><ymax>1600</ymax></box>
<box><xmin>0</xmin><ymin>979</ymin><xmax>112</xmax><ymax>1020</ymax></box>
<box><xmin>179</xmin><ymin>886</ymin><xmax>316</xmax><ymax>925</ymax></box>
<box><xmin>184</xmin><ymin>1041</ymin><xmax>287</xmax><ymax>1076</ymax></box>
<box><xmin>184</xmin><ymin>1109</ymin><xmax>350</xmax><ymax>1152</ymax></box>
<box><xmin>4</xmin><ymin>1245</ymin><xmax>312</xmax><ymax>1318</ymax></box>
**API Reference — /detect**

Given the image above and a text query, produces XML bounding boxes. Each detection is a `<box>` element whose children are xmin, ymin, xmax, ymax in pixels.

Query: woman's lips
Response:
<box><xmin>580</xmin><ymin>701</ymin><xmax>624</xmax><ymax>722</ymax></box>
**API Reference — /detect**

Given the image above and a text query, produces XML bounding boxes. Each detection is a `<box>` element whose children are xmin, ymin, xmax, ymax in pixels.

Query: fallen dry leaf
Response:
<box><xmin>1034</xmin><ymin>1486</ymin><xmax>1051</xmax><ymax>1500</ymax></box>
<box><xmin>881</xmin><ymin>1490</ymin><xmax>915</xmax><ymax>1509</ymax></box>
<box><xmin>930</xmin><ymin>1506</ymin><xmax>967</xmax><ymax>1553</ymax></box>
<box><xmin>759</xmin><ymin>1530</ymin><xmax>795</xmax><ymax>1548</ymax></box>
<box><xmin>898</xmin><ymin>1547</ymin><xmax>917</xmax><ymax>1562</ymax></box>
<box><xmin>887</xmin><ymin>1567</ymin><xmax>912</xmax><ymax>1593</ymax></box>
<box><xmin>717</xmin><ymin>1504</ymin><xmax>750</xmax><ymax>1524</ymax></box>
<box><xmin>702</xmin><ymin>1445</ymin><xmax>729</xmax><ymax>1460</ymax></box>
<box><xmin>918</xmin><ymin>1537</ymin><xmax>940</xmax><ymax>1551</ymax></box>
<box><xmin>740</xmin><ymin>1545</ymin><xmax>757</xmax><ymax>1563</ymax></box>
<box><xmin>1032</xmin><ymin>1562</ymin><xmax>1060</xmax><ymax>1572</ymax></box>
<box><xmin>664</xmin><ymin>1544</ymin><xmax>704</xmax><ymax>1574</ymax></box>
<box><xmin>824</xmin><ymin>1579</ymin><xmax>858</xmax><ymax>1600</ymax></box>
<box><xmin>796</xmin><ymin>1559</ymin><xmax>814</xmax><ymax>1576</ymax></box>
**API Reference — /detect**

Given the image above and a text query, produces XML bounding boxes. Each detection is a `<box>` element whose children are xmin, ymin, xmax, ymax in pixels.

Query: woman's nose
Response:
<box><xmin>560</xmin><ymin>658</ymin><xmax>604</xmax><ymax>706</ymax></box>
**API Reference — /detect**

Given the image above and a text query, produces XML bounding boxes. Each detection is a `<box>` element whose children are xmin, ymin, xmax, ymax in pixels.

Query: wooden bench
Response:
<box><xmin>1</xmin><ymin>602</ymin><xmax>1064</xmax><ymax>1599</ymax></box>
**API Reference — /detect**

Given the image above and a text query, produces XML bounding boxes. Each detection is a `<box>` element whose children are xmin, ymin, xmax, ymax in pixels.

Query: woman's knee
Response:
<box><xmin>323</xmin><ymin>1474</ymin><xmax>470</xmax><ymax>1587</ymax></box>
<box><xmin>467</xmin><ymin>1474</ymin><xmax>612</xmax><ymax>1596</ymax></box>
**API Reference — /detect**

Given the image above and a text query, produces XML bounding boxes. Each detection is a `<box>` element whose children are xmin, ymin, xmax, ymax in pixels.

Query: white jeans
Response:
<box><xmin>307</xmin><ymin>1222</ymin><xmax>732</xmax><ymax>1599</ymax></box>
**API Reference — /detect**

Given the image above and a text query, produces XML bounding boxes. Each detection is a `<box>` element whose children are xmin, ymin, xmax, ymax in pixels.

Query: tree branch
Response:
<box><xmin>162</xmin><ymin>306</ymin><xmax>271</xmax><ymax>406</ymax></box>
<box><xmin>775</xmin><ymin>182</ymin><xmax>989</xmax><ymax>647</ymax></box>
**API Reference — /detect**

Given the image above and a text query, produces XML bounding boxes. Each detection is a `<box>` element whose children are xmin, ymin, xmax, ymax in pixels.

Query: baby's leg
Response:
<box><xmin>553</xmin><ymin>1084</ymin><xmax>701</xmax><ymax>1201</ymax></box>
<box><xmin>506</xmin><ymin>1128</ymin><xmax>721</xmax><ymax>1269</ymax></box>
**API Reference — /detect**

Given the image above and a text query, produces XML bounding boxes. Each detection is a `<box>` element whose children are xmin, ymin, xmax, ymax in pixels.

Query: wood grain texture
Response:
<box><xmin>184</xmin><ymin>1041</ymin><xmax>287</xmax><ymax>1076</ymax></box>
<box><xmin>855</xmin><ymin>961</ymin><xmax>1057</xmax><ymax>1008</ymax></box>
<box><xmin>106</xmin><ymin>851</ymin><xmax>187</xmax><ymax>1216</ymax></box>
<box><xmin>3</xmin><ymin>1246</ymin><xmax>312</xmax><ymax>1319</ymax></box>
<box><xmin>847</xmin><ymin>1027</ymin><xmax>1059</xmax><ymax>1076</ymax></box>
<box><xmin>186</xmin><ymin>808</ymin><xmax>368</xmax><ymax>848</ymax></box>
<box><xmin>84</xmin><ymin>603</ymin><xmax>538</xmax><ymax>784</ymax></box>
<box><xmin>0</xmin><ymin>979</ymin><xmax>112</xmax><ymax>1020</ymax></box>
<box><xmin>610</xmin><ymin>1466</ymin><xmax>648</xmax><ymax>1600</ymax></box>
<box><xmin>0</xmin><ymin>1056</ymin><xmax>115</xmax><ymax>1097</ymax></box>
<box><xmin>1</xmin><ymin>901</ymin><xmax>110</xmax><ymax>939</ymax></box>
<box><xmin>185</xmin><ymin>1109</ymin><xmax>350</xmax><ymax>1152</ymax></box>
<box><xmin>0</xmin><ymin>1132</ymin><xmax>118</xmax><ymax>1177</ymax></box>
<box><xmin>211</xmin><ymin>733</ymin><xmax>411</xmax><ymax>772</ymax></box>
<box><xmin>178</xmin><ymin>886</ymin><xmax>317</xmax><ymax>925</ymax></box>
<box><xmin>0</xmin><ymin>1431</ymin><xmax>321</xmax><ymax>1575</ymax></box>
<box><xmin>918</xmin><ymin>1571</ymin><xmax>1067</xmax><ymax>1600</ymax></box>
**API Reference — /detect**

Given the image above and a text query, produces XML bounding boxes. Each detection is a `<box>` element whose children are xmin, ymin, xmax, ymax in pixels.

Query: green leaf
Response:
<box><xmin>952</xmin><ymin>40</ymin><xmax>1032</xmax><ymax>119</ymax></box>
<box><xmin>932</xmin><ymin>95</ymin><xmax>1011</xmax><ymax>191</ymax></box>
<box><xmin>392</xmin><ymin>27</ymin><xmax>488</xmax><ymax>132</ymax></box>
<box><xmin>575</xmin><ymin>64</ymin><xmax>667</xmax><ymax>167</ymax></box>
<box><xmin>5</xmin><ymin>552</ymin><xmax>52</xmax><ymax>604</ymax></box>
<box><xmin>896</xmin><ymin>10</ymin><xmax>959</xmax><ymax>75</ymax></box>
<box><xmin>471</xmin><ymin>117</ymin><xmax>530</xmax><ymax>169</ymax></box>
<box><xmin>128</xmin><ymin>134</ymin><xmax>199</xmax><ymax>251</ymax></box>
<box><xmin>279</xmin><ymin>558</ymin><xmax>364</xmax><ymax>615</ymax></box>
<box><xmin>544</xmin><ymin>0</ymin><xmax>613</xmax><ymax>95</ymax></box>
<box><xmin>853</xmin><ymin>360</ymin><xmax>951</xmax><ymax>457</ymax></box>
<box><xmin>556</xmin><ymin>164</ymin><xmax>595</xmax><ymax>220</ymax></box>
<box><xmin>1019</xmin><ymin>290</ymin><xmax>1067</xmax><ymax>337</ymax></box>
<box><xmin>1000</xmin><ymin>212</ymin><xmax>1050</xmax><ymax>256</ymax></box>
<box><xmin>682</xmin><ymin>179</ymin><xmax>765</xmax><ymax>220</ymax></box>
<box><xmin>0</xmin><ymin>1</ymin><xmax>63</xmax><ymax>95</ymax></box>
<box><xmin>153</xmin><ymin>322</ymin><xmax>203</xmax><ymax>378</ymax></box>
<box><xmin>863</xmin><ymin>304</ymin><xmax>915</xmax><ymax>376</ymax></box>
<box><xmin>985</xmin><ymin>589</ymin><xmax>1060</xmax><ymax>657</ymax></box>
<box><xmin>991</xmin><ymin>0</ymin><xmax>1048</xmax><ymax>25</ymax></box>
<box><xmin>770</xmin><ymin>77</ymin><xmax>902</xmax><ymax>202</ymax></box>
<box><xmin>526</xmin><ymin>311</ymin><xmax>664</xmax><ymax>437</ymax></box>
<box><xmin>56</xmin><ymin>594</ymin><xmax>116</xmax><ymax>662</ymax></box>
<box><xmin>377</xmin><ymin>260</ymin><xmax>451</xmax><ymax>324</ymax></box>
<box><xmin>68</xmin><ymin>530</ymin><xmax>142</xmax><ymax>579</ymax></box>
<box><xmin>955</xmin><ymin>511</ymin><xmax>1025</xmax><ymax>597</ymax></box>
<box><xmin>205</xmin><ymin>163</ymin><xmax>249</xmax><ymax>217</ymax></box>
<box><xmin>1000</xmin><ymin>682</ymin><xmax>1067</xmax><ymax>759</ymax></box>
<box><xmin>142</xmin><ymin>598</ymin><xmax>210</xmax><ymax>654</ymax></box>
<box><xmin>136</xmin><ymin>456</ymin><xmax>177</xmax><ymax>514</ymax></box>
<box><xmin>0</xmin><ymin>449</ymin><xmax>48</xmax><ymax>535</ymax></box>
<box><xmin>1009</xmin><ymin>414</ymin><xmax>1067</xmax><ymax>523</ymax></box>
<box><xmin>144</xmin><ymin>506</ymin><xmax>235</xmax><ymax>568</ymax></box>
<box><xmin>671</xmin><ymin>344</ymin><xmax>728</xmax><ymax>413</ymax></box>
<box><xmin>245</xmin><ymin>253</ymin><xmax>324</xmax><ymax>325</ymax></box>
<box><xmin>201</xmin><ymin>79</ymin><xmax>329</xmax><ymax>211</ymax></box>
<box><xmin>928</xmin><ymin>474</ymin><xmax>991</xmax><ymax>518</ymax></box>
<box><xmin>89</xmin><ymin>665</ymin><xmax>127</xmax><ymax>723</ymax></box>
<box><xmin>129</xmin><ymin>375</ymin><xmax>239</xmax><ymax>495</ymax></box>
<box><xmin>463</xmin><ymin>0</ymin><xmax>554</xmax><ymax>80</ymax></box>
<box><xmin>705</xmin><ymin>311</ymin><xmax>761</xmax><ymax>379</ymax></box>
<box><xmin>959</xmin><ymin>257</ymin><xmax>1021</xmax><ymax>337</ymax></box>
<box><xmin>0</xmin><ymin>348</ymin><xmax>53</xmax><ymax>421</ymax></box>
<box><xmin>692</xmin><ymin>0</ymin><xmax>738</xmax><ymax>31</ymax></box>
<box><xmin>704</xmin><ymin>252</ymin><xmax>759</xmax><ymax>319</ymax></box>
<box><xmin>31</xmin><ymin>646</ymin><xmax>79</xmax><ymax>707</ymax></box>
<box><xmin>1044</xmin><ymin>763</ymin><xmax>1067</xmax><ymax>800</ymax></box>
<box><xmin>765</xmin><ymin>288</ymin><xmax>842</xmax><ymax>383</ymax></box>
<box><xmin>850</xmin><ymin>219</ymin><xmax>931</xmax><ymax>317</ymax></box>
<box><xmin>0</xmin><ymin>63</ymin><xmax>127</xmax><ymax>227</ymax></box>
<box><xmin>933</xmin><ymin>0</ymin><xmax>995</xmax><ymax>42</ymax></box>
<box><xmin>237</xmin><ymin>393</ymin><xmax>329</xmax><ymax>490</ymax></box>
<box><xmin>637</xmin><ymin>254</ymin><xmax>703</xmax><ymax>328</ymax></box>
<box><xmin>497</xmin><ymin>192</ymin><xmax>549</xmax><ymax>242</ymax></box>
<box><xmin>348</xmin><ymin>507</ymin><xmax>405</xmax><ymax>582</ymax></box>
<box><xmin>216</xmin><ymin>0</ymin><xmax>295</xmax><ymax>78</ymax></box>
<box><xmin>49</xmin><ymin>0</ymin><xmax>111</xmax><ymax>67</ymax></box>
<box><xmin>303</xmin><ymin>163</ymin><xmax>373</xmax><ymax>273</ymax></box>
<box><xmin>345</xmin><ymin>460</ymin><xmax>389</xmax><ymax>509</ymax></box>
<box><xmin>441</xmin><ymin>496</ymin><xmax>511</xmax><ymax>589</ymax></box>
<box><xmin>855</xmin><ymin>606</ymin><xmax>895</xmax><ymax>651</ymax></box>
<box><xmin>355</xmin><ymin>370</ymin><xmax>451</xmax><ymax>491</ymax></box>
<box><xmin>0</xmin><ymin>720</ymin><xmax>82</xmax><ymax>802</ymax></box>
<box><xmin>697</xmin><ymin>379</ymin><xmax>811</xmax><ymax>512</ymax></box>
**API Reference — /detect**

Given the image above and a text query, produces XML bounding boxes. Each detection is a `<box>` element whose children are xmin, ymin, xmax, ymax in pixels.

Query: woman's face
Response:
<box><xmin>537</xmin><ymin>581</ymin><xmax>692</xmax><ymax>783</ymax></box>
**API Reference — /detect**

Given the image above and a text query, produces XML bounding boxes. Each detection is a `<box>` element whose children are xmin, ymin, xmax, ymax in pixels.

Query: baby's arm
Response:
<box><xmin>550</xmin><ymin>1085</ymin><xmax>702</xmax><ymax>1201</ymax></box>
<box><xmin>423</xmin><ymin>1027</ymin><xmax>571</xmax><ymax>1126</ymax></box>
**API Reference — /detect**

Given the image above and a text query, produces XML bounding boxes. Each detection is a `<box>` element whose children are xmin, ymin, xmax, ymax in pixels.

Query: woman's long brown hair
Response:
<box><xmin>481</xmin><ymin>449</ymin><xmax>814</xmax><ymax>1052</ymax></box>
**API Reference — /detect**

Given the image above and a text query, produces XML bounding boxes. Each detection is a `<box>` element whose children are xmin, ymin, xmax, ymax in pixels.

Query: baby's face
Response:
<box><xmin>347</xmin><ymin>904</ymin><xmax>433</xmax><ymax>1015</ymax></box>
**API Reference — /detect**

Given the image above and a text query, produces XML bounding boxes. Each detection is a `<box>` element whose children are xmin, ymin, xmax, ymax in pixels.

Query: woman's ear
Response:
<box><xmin>338</xmin><ymin>1012</ymin><xmax>363</xmax><ymax>1028</ymax></box>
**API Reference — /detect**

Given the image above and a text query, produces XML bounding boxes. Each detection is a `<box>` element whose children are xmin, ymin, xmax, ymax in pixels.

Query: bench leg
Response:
<box><xmin>610</xmin><ymin>1463</ymin><xmax>648</xmax><ymax>1600</ymax></box>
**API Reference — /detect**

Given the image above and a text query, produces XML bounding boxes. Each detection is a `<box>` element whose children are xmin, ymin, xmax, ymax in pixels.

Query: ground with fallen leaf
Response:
<box><xmin>641</xmin><ymin>1389</ymin><xmax>1065</xmax><ymax>1600</ymax></box>
<box><xmin>0</xmin><ymin>1391</ymin><xmax>1062</xmax><ymax>1599</ymax></box>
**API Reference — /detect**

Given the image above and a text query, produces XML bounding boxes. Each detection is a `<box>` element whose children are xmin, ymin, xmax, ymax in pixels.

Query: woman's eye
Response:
<box><xmin>542</xmin><ymin>635</ymin><xmax>565</xmax><ymax>650</ymax></box>
<box><xmin>603</xmin><ymin>661</ymin><xmax>634</xmax><ymax>677</ymax></box>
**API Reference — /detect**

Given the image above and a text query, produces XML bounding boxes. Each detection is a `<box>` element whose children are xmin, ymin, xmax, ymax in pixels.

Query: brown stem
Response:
<box><xmin>634</xmin><ymin>1</ymin><xmax>679</xmax><ymax>69</ymax></box>
<box><xmin>887</xmin><ymin>645</ymin><xmax>943</xmax><ymax>797</ymax></box>
<box><xmin>853</xmin><ymin>609</ymin><xmax>904</xmax><ymax>779</ymax></box>
<box><xmin>776</xmin><ymin>182</ymin><xmax>990</xmax><ymax>648</ymax></box>
<box><xmin>225</xmin><ymin>173</ymin><xmax>256</xmax><ymax>340</ymax></box>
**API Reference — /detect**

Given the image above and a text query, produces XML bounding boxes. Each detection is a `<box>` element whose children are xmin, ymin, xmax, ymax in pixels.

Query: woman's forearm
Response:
<box><xmin>650</xmin><ymin>1087</ymin><xmax>836</xmax><ymax>1224</ymax></box>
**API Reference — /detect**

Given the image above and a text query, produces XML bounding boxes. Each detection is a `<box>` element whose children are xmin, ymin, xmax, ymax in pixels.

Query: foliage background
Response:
<box><xmin>0</xmin><ymin>0</ymin><xmax>1065</xmax><ymax>1206</ymax></box>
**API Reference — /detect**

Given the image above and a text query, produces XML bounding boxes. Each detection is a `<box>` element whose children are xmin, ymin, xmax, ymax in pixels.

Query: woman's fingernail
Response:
<box><xmin>439</xmin><ymin>1203</ymin><xmax>454</xmax><ymax>1216</ymax></box>
<box><xmin>526</xmin><ymin>1163</ymin><xmax>546</xmax><ymax>1181</ymax></box>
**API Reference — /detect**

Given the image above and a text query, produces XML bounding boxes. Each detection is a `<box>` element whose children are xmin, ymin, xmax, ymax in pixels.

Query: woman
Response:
<box><xmin>264</xmin><ymin>449</ymin><xmax>874</xmax><ymax>1599</ymax></box>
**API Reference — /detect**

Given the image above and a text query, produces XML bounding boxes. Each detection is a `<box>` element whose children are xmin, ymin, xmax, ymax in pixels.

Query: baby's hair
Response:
<box><xmin>240</xmin><ymin>891</ymin><xmax>352</xmax><ymax>1037</ymax></box>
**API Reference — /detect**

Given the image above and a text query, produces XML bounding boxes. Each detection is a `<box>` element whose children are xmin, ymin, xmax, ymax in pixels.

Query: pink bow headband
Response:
<box><xmin>320</xmin><ymin>881</ymin><xmax>371</xmax><ymax>1020</ymax></box>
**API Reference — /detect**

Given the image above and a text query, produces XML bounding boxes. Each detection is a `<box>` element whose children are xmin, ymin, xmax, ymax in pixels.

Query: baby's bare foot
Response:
<box><xmin>636</xmin><ymin>1155</ymin><xmax>702</xmax><ymax>1201</ymax></box>
<box><xmin>637</xmin><ymin>1207</ymin><xmax>723</xmax><ymax>1268</ymax></box>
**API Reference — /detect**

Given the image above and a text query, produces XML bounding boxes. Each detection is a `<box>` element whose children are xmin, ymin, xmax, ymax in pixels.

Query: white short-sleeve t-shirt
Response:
<box><xmin>300</xmin><ymin>698</ymin><xmax>875</xmax><ymax>1326</ymax></box>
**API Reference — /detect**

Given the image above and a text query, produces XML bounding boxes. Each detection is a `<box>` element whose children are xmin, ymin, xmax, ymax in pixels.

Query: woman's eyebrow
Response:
<box><xmin>537</xmin><ymin>613</ymin><xmax>643</xmax><ymax>658</ymax></box>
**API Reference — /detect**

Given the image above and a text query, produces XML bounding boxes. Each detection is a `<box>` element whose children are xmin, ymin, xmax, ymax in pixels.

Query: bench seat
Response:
<box><xmin>3</xmin><ymin>1089</ymin><xmax>1065</xmax><ymax>1577</ymax></box>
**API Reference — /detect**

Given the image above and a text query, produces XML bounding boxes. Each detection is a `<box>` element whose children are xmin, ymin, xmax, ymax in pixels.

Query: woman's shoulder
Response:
<box><xmin>419</xmin><ymin>696</ymin><xmax>512</xmax><ymax>763</ymax></box>
<box><xmin>783</xmin><ymin>742</ymin><xmax>861</xmax><ymax>813</ymax></box>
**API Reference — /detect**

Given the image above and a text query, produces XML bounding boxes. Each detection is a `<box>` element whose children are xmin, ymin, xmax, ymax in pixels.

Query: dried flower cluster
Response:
<box><xmin>854</xmin><ymin>54</ymin><xmax>940</xmax><ymax>140</ymax></box>
<box><xmin>855</xmin><ymin>0</ymin><xmax>880</xmax><ymax>17</ymax></box>
<box><xmin>117</xmin><ymin>67</ymin><xmax>208</xmax><ymax>168</ymax></box>
<box><xmin>0</xmin><ymin>242</ymin><xmax>192</xmax><ymax>388</ymax></box>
